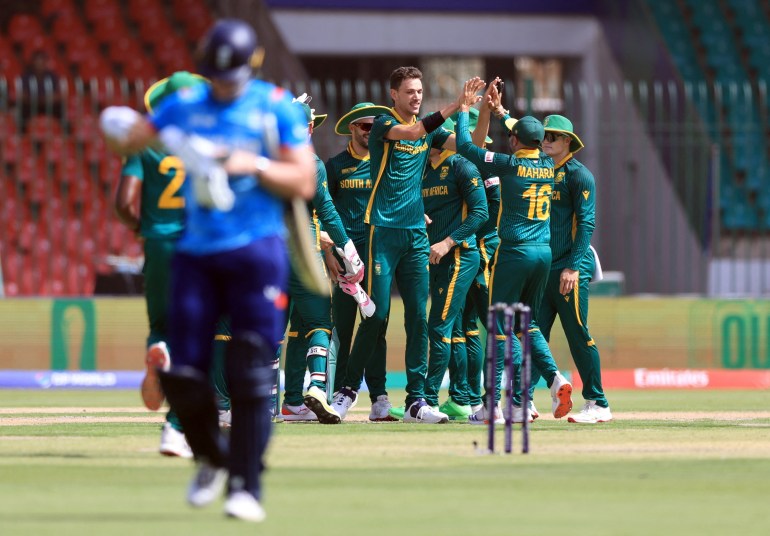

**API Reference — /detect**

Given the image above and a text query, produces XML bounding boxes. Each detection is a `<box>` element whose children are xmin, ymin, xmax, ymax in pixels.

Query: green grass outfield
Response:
<box><xmin>1</xmin><ymin>389</ymin><xmax>769</xmax><ymax>536</ymax></box>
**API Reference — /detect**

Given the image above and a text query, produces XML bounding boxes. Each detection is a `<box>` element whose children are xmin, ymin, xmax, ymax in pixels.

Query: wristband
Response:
<box><xmin>421</xmin><ymin>111</ymin><xmax>445</xmax><ymax>134</ymax></box>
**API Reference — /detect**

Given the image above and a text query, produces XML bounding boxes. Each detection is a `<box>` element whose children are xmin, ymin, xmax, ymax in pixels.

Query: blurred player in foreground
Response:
<box><xmin>114</xmin><ymin>72</ymin><xmax>233</xmax><ymax>458</ymax></box>
<box><xmin>100</xmin><ymin>19</ymin><xmax>315</xmax><ymax>522</ymax></box>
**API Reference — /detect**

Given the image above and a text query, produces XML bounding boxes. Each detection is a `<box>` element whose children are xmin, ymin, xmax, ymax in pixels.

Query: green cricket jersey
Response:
<box><xmin>310</xmin><ymin>153</ymin><xmax>349</xmax><ymax>249</ymax></box>
<box><xmin>549</xmin><ymin>155</ymin><xmax>596</xmax><ymax>271</ymax></box>
<box><xmin>454</xmin><ymin>112</ymin><xmax>554</xmax><ymax>245</ymax></box>
<box><xmin>325</xmin><ymin>142</ymin><xmax>372</xmax><ymax>245</ymax></box>
<box><xmin>477</xmin><ymin>172</ymin><xmax>500</xmax><ymax>240</ymax></box>
<box><xmin>422</xmin><ymin>150</ymin><xmax>488</xmax><ymax>249</ymax></box>
<box><xmin>366</xmin><ymin>108</ymin><xmax>452</xmax><ymax>229</ymax></box>
<box><xmin>121</xmin><ymin>148</ymin><xmax>185</xmax><ymax>239</ymax></box>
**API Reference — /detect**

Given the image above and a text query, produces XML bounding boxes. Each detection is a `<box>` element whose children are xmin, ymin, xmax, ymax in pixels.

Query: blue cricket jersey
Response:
<box><xmin>150</xmin><ymin>80</ymin><xmax>308</xmax><ymax>255</ymax></box>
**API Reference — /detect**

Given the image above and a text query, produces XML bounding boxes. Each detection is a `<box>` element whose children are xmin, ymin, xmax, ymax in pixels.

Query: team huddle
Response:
<box><xmin>280</xmin><ymin>68</ymin><xmax>612</xmax><ymax>429</ymax></box>
<box><xmin>101</xmin><ymin>17</ymin><xmax>611</xmax><ymax>523</ymax></box>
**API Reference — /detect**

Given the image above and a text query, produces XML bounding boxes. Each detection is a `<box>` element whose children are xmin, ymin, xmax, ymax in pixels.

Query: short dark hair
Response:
<box><xmin>389</xmin><ymin>66</ymin><xmax>422</xmax><ymax>90</ymax></box>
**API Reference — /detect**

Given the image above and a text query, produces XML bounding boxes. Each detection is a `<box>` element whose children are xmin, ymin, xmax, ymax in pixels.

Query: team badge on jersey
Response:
<box><xmin>555</xmin><ymin>171</ymin><xmax>565</xmax><ymax>183</ymax></box>
<box><xmin>440</xmin><ymin>166</ymin><xmax>449</xmax><ymax>180</ymax></box>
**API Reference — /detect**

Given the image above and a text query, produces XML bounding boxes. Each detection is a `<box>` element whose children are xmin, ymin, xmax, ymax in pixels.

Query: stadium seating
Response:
<box><xmin>1</xmin><ymin>0</ymin><xmax>213</xmax><ymax>296</ymax></box>
<box><xmin>646</xmin><ymin>0</ymin><xmax>770</xmax><ymax>232</ymax></box>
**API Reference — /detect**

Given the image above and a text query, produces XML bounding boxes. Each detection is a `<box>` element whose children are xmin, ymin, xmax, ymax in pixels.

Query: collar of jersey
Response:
<box><xmin>348</xmin><ymin>142</ymin><xmax>370</xmax><ymax>161</ymax></box>
<box><xmin>390</xmin><ymin>107</ymin><xmax>416</xmax><ymax>125</ymax></box>
<box><xmin>430</xmin><ymin>149</ymin><xmax>454</xmax><ymax>169</ymax></box>
<box><xmin>555</xmin><ymin>152</ymin><xmax>573</xmax><ymax>168</ymax></box>
<box><xmin>514</xmin><ymin>148</ymin><xmax>541</xmax><ymax>159</ymax></box>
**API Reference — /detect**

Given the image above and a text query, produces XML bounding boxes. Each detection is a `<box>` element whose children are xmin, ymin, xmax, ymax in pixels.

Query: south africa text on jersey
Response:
<box><xmin>338</xmin><ymin>178</ymin><xmax>373</xmax><ymax>189</ymax></box>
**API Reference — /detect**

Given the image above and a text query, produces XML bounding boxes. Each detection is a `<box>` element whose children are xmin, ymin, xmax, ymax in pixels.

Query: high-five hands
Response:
<box><xmin>459</xmin><ymin>77</ymin><xmax>487</xmax><ymax>111</ymax></box>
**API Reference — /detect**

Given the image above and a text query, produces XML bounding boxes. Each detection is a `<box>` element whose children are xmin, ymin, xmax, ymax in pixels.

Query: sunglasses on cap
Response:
<box><xmin>544</xmin><ymin>132</ymin><xmax>567</xmax><ymax>142</ymax></box>
<box><xmin>352</xmin><ymin>122</ymin><xmax>373</xmax><ymax>132</ymax></box>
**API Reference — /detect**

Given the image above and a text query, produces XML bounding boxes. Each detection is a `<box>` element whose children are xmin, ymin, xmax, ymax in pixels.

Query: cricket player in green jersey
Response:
<box><xmin>115</xmin><ymin>71</ymin><xmax>231</xmax><ymax>457</ymax></box>
<box><xmin>422</xmin><ymin>133</ymin><xmax>488</xmax><ymax>415</ymax></box>
<box><xmin>324</xmin><ymin>102</ymin><xmax>397</xmax><ymax>421</ymax></box>
<box><xmin>440</xmin><ymin>108</ymin><xmax>501</xmax><ymax>419</ymax></box>
<box><xmin>280</xmin><ymin>96</ymin><xmax>363</xmax><ymax>424</ymax></box>
<box><xmin>331</xmin><ymin>68</ymin><xmax>488</xmax><ymax>424</ymax></box>
<box><xmin>448</xmin><ymin>167</ymin><xmax>501</xmax><ymax>418</ymax></box>
<box><xmin>534</xmin><ymin>114</ymin><xmax>612</xmax><ymax>424</ymax></box>
<box><xmin>455</xmin><ymin>78</ymin><xmax>573</xmax><ymax>424</ymax></box>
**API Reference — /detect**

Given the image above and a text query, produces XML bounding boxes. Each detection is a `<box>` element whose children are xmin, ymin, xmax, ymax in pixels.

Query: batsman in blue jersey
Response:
<box><xmin>100</xmin><ymin>19</ymin><xmax>315</xmax><ymax>523</ymax></box>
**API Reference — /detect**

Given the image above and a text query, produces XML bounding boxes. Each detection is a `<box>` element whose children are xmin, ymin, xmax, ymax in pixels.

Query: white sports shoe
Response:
<box><xmin>369</xmin><ymin>395</ymin><xmax>398</xmax><ymax>421</ymax></box>
<box><xmin>187</xmin><ymin>462</ymin><xmax>228</xmax><ymax>508</ymax></box>
<box><xmin>330</xmin><ymin>387</ymin><xmax>358</xmax><ymax>420</ymax></box>
<box><xmin>568</xmin><ymin>400</ymin><xmax>613</xmax><ymax>424</ymax></box>
<box><xmin>403</xmin><ymin>399</ymin><xmax>449</xmax><ymax>424</ymax></box>
<box><xmin>159</xmin><ymin>422</ymin><xmax>193</xmax><ymax>459</ymax></box>
<box><xmin>224</xmin><ymin>491</ymin><xmax>266</xmax><ymax>522</ymax></box>
<box><xmin>468</xmin><ymin>403</ymin><xmax>504</xmax><ymax>425</ymax></box>
<box><xmin>529</xmin><ymin>400</ymin><xmax>539</xmax><ymax>420</ymax></box>
<box><xmin>550</xmin><ymin>371</ymin><xmax>573</xmax><ymax>418</ymax></box>
<box><xmin>280</xmin><ymin>402</ymin><xmax>318</xmax><ymax>422</ymax></box>
<box><xmin>511</xmin><ymin>405</ymin><xmax>534</xmax><ymax>424</ymax></box>
<box><xmin>303</xmin><ymin>385</ymin><xmax>341</xmax><ymax>424</ymax></box>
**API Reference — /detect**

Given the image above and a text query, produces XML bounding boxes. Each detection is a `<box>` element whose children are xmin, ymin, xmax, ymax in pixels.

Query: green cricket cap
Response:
<box><xmin>144</xmin><ymin>71</ymin><xmax>207</xmax><ymax>114</ymax></box>
<box><xmin>543</xmin><ymin>114</ymin><xmax>585</xmax><ymax>153</ymax></box>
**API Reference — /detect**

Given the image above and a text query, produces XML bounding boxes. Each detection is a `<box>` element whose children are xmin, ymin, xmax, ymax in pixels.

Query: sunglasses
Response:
<box><xmin>544</xmin><ymin>132</ymin><xmax>566</xmax><ymax>142</ymax></box>
<box><xmin>353</xmin><ymin>122</ymin><xmax>373</xmax><ymax>132</ymax></box>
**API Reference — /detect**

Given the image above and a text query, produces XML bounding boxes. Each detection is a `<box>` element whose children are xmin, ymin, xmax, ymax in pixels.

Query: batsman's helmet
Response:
<box><xmin>196</xmin><ymin>19</ymin><xmax>262</xmax><ymax>84</ymax></box>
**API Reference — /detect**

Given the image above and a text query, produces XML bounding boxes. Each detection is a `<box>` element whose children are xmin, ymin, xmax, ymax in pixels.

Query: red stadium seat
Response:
<box><xmin>121</xmin><ymin>56</ymin><xmax>157</xmax><ymax>83</ymax></box>
<box><xmin>65</xmin><ymin>34</ymin><xmax>100</xmax><ymax>66</ymax></box>
<box><xmin>72</xmin><ymin>113</ymin><xmax>99</xmax><ymax>142</ymax></box>
<box><xmin>0</xmin><ymin>53</ymin><xmax>22</xmax><ymax>78</ymax></box>
<box><xmin>83</xmin><ymin>0</ymin><xmax>122</xmax><ymax>25</ymax></box>
<box><xmin>43</xmin><ymin>139</ymin><xmax>77</xmax><ymax>165</ymax></box>
<box><xmin>127</xmin><ymin>0</ymin><xmax>163</xmax><ymax>21</ymax></box>
<box><xmin>99</xmin><ymin>156</ymin><xmax>123</xmax><ymax>186</ymax></box>
<box><xmin>84</xmin><ymin>136</ymin><xmax>107</xmax><ymax>164</ymax></box>
<box><xmin>92</xmin><ymin>17</ymin><xmax>131</xmax><ymax>46</ymax></box>
<box><xmin>0</xmin><ymin>112</ymin><xmax>18</xmax><ymax>136</ymax></box>
<box><xmin>50</xmin><ymin>11</ymin><xmax>85</xmax><ymax>44</ymax></box>
<box><xmin>137</xmin><ymin>18</ymin><xmax>176</xmax><ymax>47</ymax></box>
<box><xmin>41</xmin><ymin>0</ymin><xmax>78</xmax><ymax>18</ymax></box>
<box><xmin>19</xmin><ymin>268</ymin><xmax>35</xmax><ymax>295</ymax></box>
<box><xmin>27</xmin><ymin>116</ymin><xmax>64</xmax><ymax>142</ymax></box>
<box><xmin>1</xmin><ymin>135</ymin><xmax>32</xmax><ymax>166</ymax></box>
<box><xmin>7</xmin><ymin>14</ymin><xmax>45</xmax><ymax>44</ymax></box>
<box><xmin>16</xmin><ymin>155</ymin><xmax>47</xmax><ymax>186</ymax></box>
<box><xmin>109</xmin><ymin>39</ymin><xmax>145</xmax><ymax>65</ymax></box>
<box><xmin>76</xmin><ymin>57</ymin><xmax>115</xmax><ymax>82</ymax></box>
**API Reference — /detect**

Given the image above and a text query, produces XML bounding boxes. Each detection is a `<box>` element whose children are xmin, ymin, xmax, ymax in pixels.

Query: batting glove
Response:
<box><xmin>99</xmin><ymin>106</ymin><xmax>141</xmax><ymax>143</ymax></box>
<box><xmin>159</xmin><ymin>127</ymin><xmax>235</xmax><ymax>212</ymax></box>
